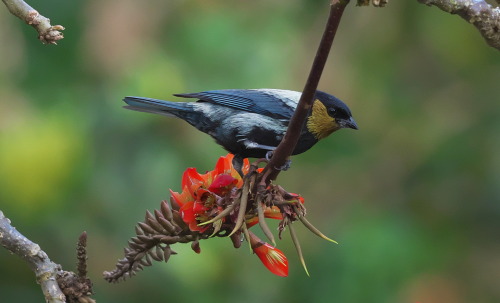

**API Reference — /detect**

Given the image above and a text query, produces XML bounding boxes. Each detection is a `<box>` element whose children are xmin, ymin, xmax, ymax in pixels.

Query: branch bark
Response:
<box><xmin>263</xmin><ymin>0</ymin><xmax>351</xmax><ymax>183</ymax></box>
<box><xmin>2</xmin><ymin>0</ymin><xmax>65</xmax><ymax>44</ymax></box>
<box><xmin>417</xmin><ymin>0</ymin><xmax>500</xmax><ymax>51</ymax></box>
<box><xmin>0</xmin><ymin>210</ymin><xmax>66</xmax><ymax>303</ymax></box>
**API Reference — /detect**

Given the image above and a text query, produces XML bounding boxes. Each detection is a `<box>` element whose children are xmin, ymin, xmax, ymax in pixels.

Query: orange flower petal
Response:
<box><xmin>182</xmin><ymin>168</ymin><xmax>206</xmax><ymax>195</ymax></box>
<box><xmin>213</xmin><ymin>154</ymin><xmax>233</xmax><ymax>175</ymax></box>
<box><xmin>241</xmin><ymin>158</ymin><xmax>250</xmax><ymax>175</ymax></box>
<box><xmin>288</xmin><ymin>193</ymin><xmax>305</xmax><ymax>204</ymax></box>
<box><xmin>263</xmin><ymin>206</ymin><xmax>283</xmax><ymax>220</ymax></box>
<box><xmin>180</xmin><ymin>201</ymin><xmax>196</xmax><ymax>223</ymax></box>
<box><xmin>249</xmin><ymin>232</ymin><xmax>288</xmax><ymax>277</ymax></box>
<box><xmin>245</xmin><ymin>216</ymin><xmax>259</xmax><ymax>228</ymax></box>
<box><xmin>170</xmin><ymin>188</ymin><xmax>193</xmax><ymax>208</ymax></box>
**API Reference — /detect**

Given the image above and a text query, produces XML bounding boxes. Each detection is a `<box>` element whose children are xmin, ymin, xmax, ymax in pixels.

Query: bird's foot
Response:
<box><xmin>265</xmin><ymin>151</ymin><xmax>274</xmax><ymax>161</ymax></box>
<box><xmin>265</xmin><ymin>151</ymin><xmax>292</xmax><ymax>171</ymax></box>
<box><xmin>232</xmin><ymin>155</ymin><xmax>244</xmax><ymax>177</ymax></box>
<box><xmin>278</xmin><ymin>159</ymin><xmax>292</xmax><ymax>171</ymax></box>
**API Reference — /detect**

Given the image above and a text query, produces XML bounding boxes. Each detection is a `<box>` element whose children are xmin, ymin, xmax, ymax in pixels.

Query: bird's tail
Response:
<box><xmin>123</xmin><ymin>96</ymin><xmax>193</xmax><ymax>117</ymax></box>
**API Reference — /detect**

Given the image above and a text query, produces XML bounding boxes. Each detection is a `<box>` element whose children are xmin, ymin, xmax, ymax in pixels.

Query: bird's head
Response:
<box><xmin>306</xmin><ymin>91</ymin><xmax>358</xmax><ymax>140</ymax></box>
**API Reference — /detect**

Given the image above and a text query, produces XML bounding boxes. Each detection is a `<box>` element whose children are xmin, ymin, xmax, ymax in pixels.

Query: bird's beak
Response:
<box><xmin>340</xmin><ymin>117</ymin><xmax>358</xmax><ymax>130</ymax></box>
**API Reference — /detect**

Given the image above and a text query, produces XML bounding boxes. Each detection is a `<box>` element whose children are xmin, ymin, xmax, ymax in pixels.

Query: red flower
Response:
<box><xmin>249</xmin><ymin>232</ymin><xmax>288</xmax><ymax>277</ymax></box>
<box><xmin>245</xmin><ymin>205</ymin><xmax>283</xmax><ymax>228</ymax></box>
<box><xmin>170</xmin><ymin>154</ymin><xmax>249</xmax><ymax>232</ymax></box>
<box><xmin>169</xmin><ymin>154</ymin><xmax>302</xmax><ymax>276</ymax></box>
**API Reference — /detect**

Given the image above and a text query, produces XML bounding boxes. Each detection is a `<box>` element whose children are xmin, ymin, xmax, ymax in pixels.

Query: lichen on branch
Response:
<box><xmin>0</xmin><ymin>212</ymin><xmax>95</xmax><ymax>303</ymax></box>
<box><xmin>2</xmin><ymin>0</ymin><xmax>65</xmax><ymax>44</ymax></box>
<box><xmin>0</xmin><ymin>211</ymin><xmax>66</xmax><ymax>303</ymax></box>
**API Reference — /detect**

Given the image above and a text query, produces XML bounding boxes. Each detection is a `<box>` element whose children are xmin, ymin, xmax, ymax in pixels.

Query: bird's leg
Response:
<box><xmin>265</xmin><ymin>151</ymin><xmax>273</xmax><ymax>161</ymax></box>
<box><xmin>240</xmin><ymin>139</ymin><xmax>292</xmax><ymax>171</ymax></box>
<box><xmin>232</xmin><ymin>155</ymin><xmax>244</xmax><ymax>177</ymax></box>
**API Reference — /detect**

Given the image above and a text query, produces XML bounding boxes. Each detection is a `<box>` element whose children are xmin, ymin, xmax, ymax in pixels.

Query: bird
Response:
<box><xmin>123</xmin><ymin>89</ymin><xmax>358</xmax><ymax>171</ymax></box>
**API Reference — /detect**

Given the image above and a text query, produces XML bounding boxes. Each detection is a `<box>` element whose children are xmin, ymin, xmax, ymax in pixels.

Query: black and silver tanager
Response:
<box><xmin>123</xmin><ymin>89</ymin><xmax>357</xmax><ymax>169</ymax></box>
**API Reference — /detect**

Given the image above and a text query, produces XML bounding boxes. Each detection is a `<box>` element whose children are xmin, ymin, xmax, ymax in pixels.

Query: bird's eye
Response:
<box><xmin>327</xmin><ymin>107</ymin><xmax>336</xmax><ymax>116</ymax></box>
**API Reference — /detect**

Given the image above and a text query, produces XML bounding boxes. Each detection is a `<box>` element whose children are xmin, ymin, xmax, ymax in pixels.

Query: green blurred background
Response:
<box><xmin>1</xmin><ymin>0</ymin><xmax>499</xmax><ymax>302</ymax></box>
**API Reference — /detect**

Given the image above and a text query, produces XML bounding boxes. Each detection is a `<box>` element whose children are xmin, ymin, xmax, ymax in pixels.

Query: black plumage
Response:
<box><xmin>123</xmin><ymin>89</ymin><xmax>357</xmax><ymax>165</ymax></box>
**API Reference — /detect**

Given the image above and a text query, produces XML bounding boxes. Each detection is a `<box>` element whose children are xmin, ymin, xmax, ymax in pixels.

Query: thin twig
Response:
<box><xmin>2</xmin><ymin>0</ymin><xmax>65</xmax><ymax>44</ymax></box>
<box><xmin>0</xmin><ymin>211</ymin><xmax>66</xmax><ymax>303</ymax></box>
<box><xmin>263</xmin><ymin>0</ymin><xmax>351</xmax><ymax>183</ymax></box>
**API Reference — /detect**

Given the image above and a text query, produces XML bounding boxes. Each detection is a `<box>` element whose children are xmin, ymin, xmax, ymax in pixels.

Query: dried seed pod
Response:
<box><xmin>135</xmin><ymin>225</ymin><xmax>145</xmax><ymax>235</ymax></box>
<box><xmin>128</xmin><ymin>240</ymin><xmax>144</xmax><ymax>250</ymax></box>
<box><xmin>163</xmin><ymin>246</ymin><xmax>172</xmax><ymax>263</ymax></box>
<box><xmin>133</xmin><ymin>252</ymin><xmax>146</xmax><ymax>262</ymax></box>
<box><xmin>159</xmin><ymin>236</ymin><xmax>175</xmax><ymax>244</ymax></box>
<box><xmin>147</xmin><ymin>218</ymin><xmax>166</xmax><ymax>234</ymax></box>
<box><xmin>154</xmin><ymin>209</ymin><xmax>165</xmax><ymax>221</ymax></box>
<box><xmin>145</xmin><ymin>210</ymin><xmax>155</xmax><ymax>222</ymax></box>
<box><xmin>130</xmin><ymin>237</ymin><xmax>143</xmax><ymax>245</ymax></box>
<box><xmin>136</xmin><ymin>234</ymin><xmax>153</xmax><ymax>243</ymax></box>
<box><xmin>137</xmin><ymin>222</ymin><xmax>156</xmax><ymax>235</ymax></box>
<box><xmin>148</xmin><ymin>248</ymin><xmax>162</xmax><ymax>262</ymax></box>
<box><xmin>155</xmin><ymin>246</ymin><xmax>164</xmax><ymax>261</ymax></box>
<box><xmin>191</xmin><ymin>240</ymin><xmax>201</xmax><ymax>254</ymax></box>
<box><xmin>156</xmin><ymin>216</ymin><xmax>176</xmax><ymax>234</ymax></box>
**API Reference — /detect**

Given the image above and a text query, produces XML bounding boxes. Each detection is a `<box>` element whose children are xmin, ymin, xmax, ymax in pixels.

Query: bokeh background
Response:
<box><xmin>1</xmin><ymin>0</ymin><xmax>499</xmax><ymax>302</ymax></box>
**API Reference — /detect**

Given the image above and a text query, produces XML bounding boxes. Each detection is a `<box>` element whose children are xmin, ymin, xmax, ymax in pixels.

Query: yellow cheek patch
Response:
<box><xmin>306</xmin><ymin>100</ymin><xmax>339</xmax><ymax>140</ymax></box>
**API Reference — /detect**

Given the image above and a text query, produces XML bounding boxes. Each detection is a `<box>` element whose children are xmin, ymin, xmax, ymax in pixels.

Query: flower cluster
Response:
<box><xmin>105</xmin><ymin>153</ymin><xmax>331</xmax><ymax>282</ymax></box>
<box><xmin>169</xmin><ymin>155</ymin><xmax>241</xmax><ymax>232</ymax></box>
<box><xmin>170</xmin><ymin>154</ymin><xmax>290</xmax><ymax>276</ymax></box>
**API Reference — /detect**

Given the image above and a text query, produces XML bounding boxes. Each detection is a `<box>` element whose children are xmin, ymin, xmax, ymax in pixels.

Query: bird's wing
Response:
<box><xmin>174</xmin><ymin>89</ymin><xmax>298</xmax><ymax>119</ymax></box>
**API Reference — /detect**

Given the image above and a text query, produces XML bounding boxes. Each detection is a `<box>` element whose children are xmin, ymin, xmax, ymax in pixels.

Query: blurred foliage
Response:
<box><xmin>0</xmin><ymin>0</ymin><xmax>499</xmax><ymax>302</ymax></box>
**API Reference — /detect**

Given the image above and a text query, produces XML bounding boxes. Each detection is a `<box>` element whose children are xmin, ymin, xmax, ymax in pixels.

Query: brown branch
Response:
<box><xmin>2</xmin><ymin>0</ymin><xmax>64</xmax><ymax>44</ymax></box>
<box><xmin>55</xmin><ymin>232</ymin><xmax>95</xmax><ymax>303</ymax></box>
<box><xmin>263</xmin><ymin>0</ymin><xmax>351</xmax><ymax>183</ymax></box>
<box><xmin>0</xmin><ymin>210</ymin><xmax>66</xmax><ymax>303</ymax></box>
<box><xmin>417</xmin><ymin>0</ymin><xmax>500</xmax><ymax>51</ymax></box>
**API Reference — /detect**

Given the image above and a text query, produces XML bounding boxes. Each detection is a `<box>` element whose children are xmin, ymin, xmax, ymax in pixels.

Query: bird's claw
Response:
<box><xmin>276</xmin><ymin>159</ymin><xmax>292</xmax><ymax>171</ymax></box>
<box><xmin>265</xmin><ymin>151</ymin><xmax>292</xmax><ymax>171</ymax></box>
<box><xmin>265</xmin><ymin>151</ymin><xmax>274</xmax><ymax>161</ymax></box>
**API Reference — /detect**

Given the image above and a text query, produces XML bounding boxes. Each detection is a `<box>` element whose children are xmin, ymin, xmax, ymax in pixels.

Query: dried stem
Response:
<box><xmin>263</xmin><ymin>0</ymin><xmax>351</xmax><ymax>183</ymax></box>
<box><xmin>2</xmin><ymin>0</ymin><xmax>65</xmax><ymax>44</ymax></box>
<box><xmin>293</xmin><ymin>205</ymin><xmax>338</xmax><ymax>244</ymax></box>
<box><xmin>241</xmin><ymin>222</ymin><xmax>253</xmax><ymax>253</ymax></box>
<box><xmin>256</xmin><ymin>194</ymin><xmax>276</xmax><ymax>246</ymax></box>
<box><xmin>0</xmin><ymin>211</ymin><xmax>66</xmax><ymax>303</ymax></box>
<box><xmin>288</xmin><ymin>223</ymin><xmax>310</xmax><ymax>277</ymax></box>
<box><xmin>229</xmin><ymin>177</ymin><xmax>251</xmax><ymax>236</ymax></box>
<box><xmin>76</xmin><ymin>232</ymin><xmax>88</xmax><ymax>278</ymax></box>
<box><xmin>56</xmin><ymin>232</ymin><xmax>94</xmax><ymax>303</ymax></box>
<box><xmin>198</xmin><ymin>199</ymin><xmax>238</xmax><ymax>226</ymax></box>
